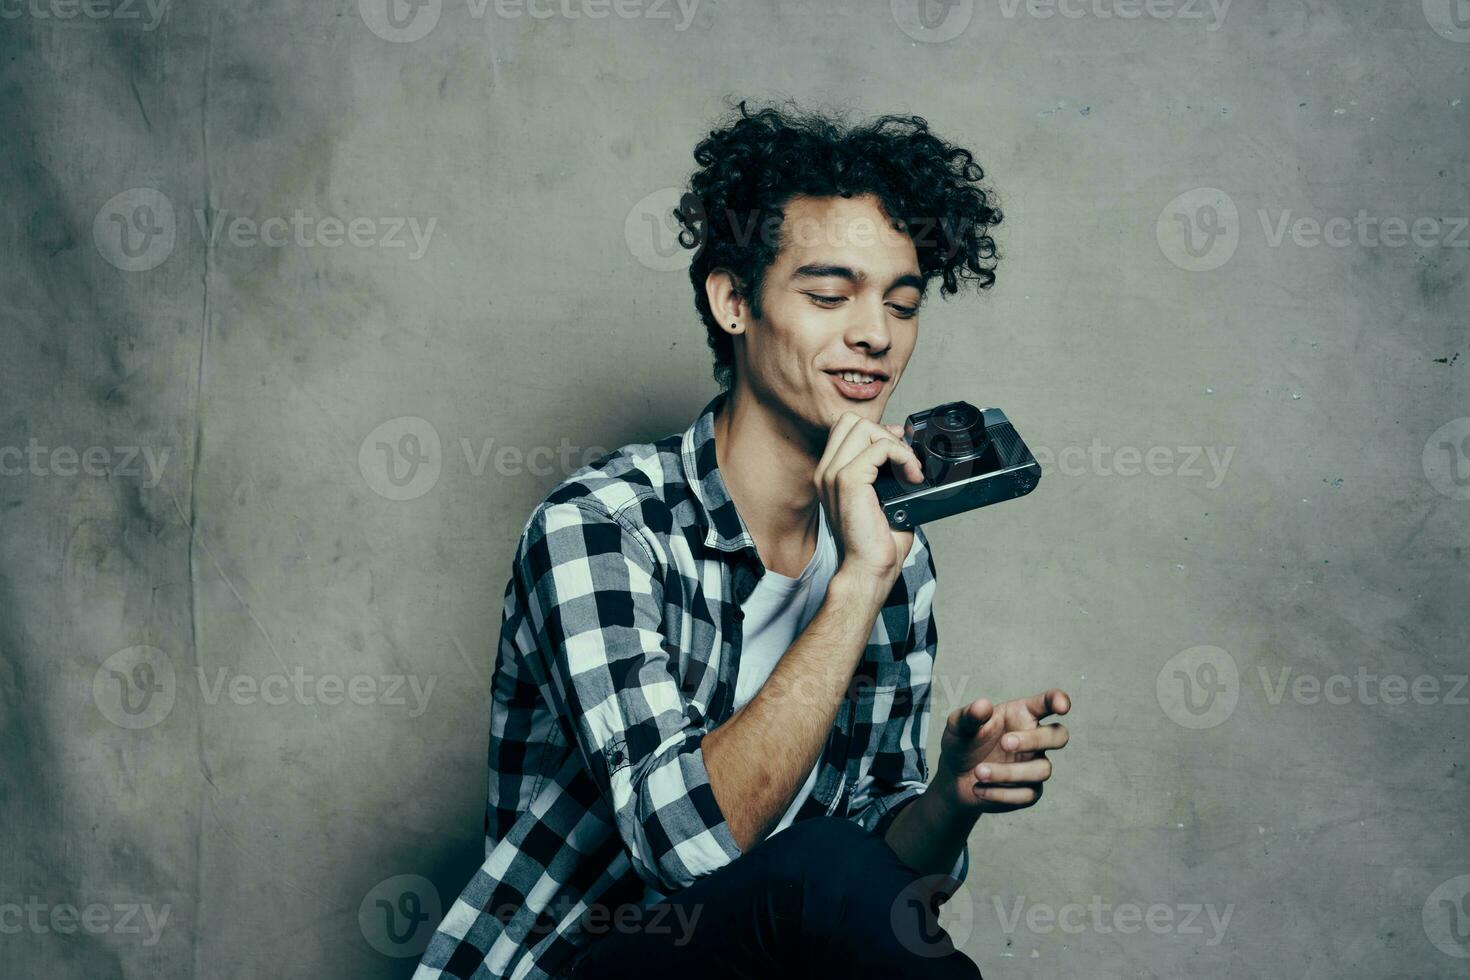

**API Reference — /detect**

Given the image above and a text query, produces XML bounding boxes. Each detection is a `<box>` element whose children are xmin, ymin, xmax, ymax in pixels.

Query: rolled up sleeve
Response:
<box><xmin>515</xmin><ymin>498</ymin><xmax>743</xmax><ymax>891</ymax></box>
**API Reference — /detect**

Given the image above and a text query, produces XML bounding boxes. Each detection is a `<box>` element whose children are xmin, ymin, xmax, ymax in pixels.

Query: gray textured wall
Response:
<box><xmin>2</xmin><ymin>1</ymin><xmax>1467</xmax><ymax>977</ymax></box>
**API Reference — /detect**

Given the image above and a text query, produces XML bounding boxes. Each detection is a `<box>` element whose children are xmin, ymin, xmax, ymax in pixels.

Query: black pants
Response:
<box><xmin>565</xmin><ymin>815</ymin><xmax>982</xmax><ymax>979</ymax></box>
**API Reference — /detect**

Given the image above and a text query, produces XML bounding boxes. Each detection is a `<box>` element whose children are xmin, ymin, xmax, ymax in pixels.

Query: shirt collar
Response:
<box><xmin>680</xmin><ymin>389</ymin><xmax>763</xmax><ymax>560</ymax></box>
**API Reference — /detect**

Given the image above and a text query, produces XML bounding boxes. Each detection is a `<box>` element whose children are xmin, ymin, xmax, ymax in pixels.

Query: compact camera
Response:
<box><xmin>872</xmin><ymin>401</ymin><xmax>1042</xmax><ymax>529</ymax></box>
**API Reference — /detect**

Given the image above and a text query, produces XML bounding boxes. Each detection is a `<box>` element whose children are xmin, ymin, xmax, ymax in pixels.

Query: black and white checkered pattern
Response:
<box><xmin>414</xmin><ymin>390</ymin><xmax>966</xmax><ymax>980</ymax></box>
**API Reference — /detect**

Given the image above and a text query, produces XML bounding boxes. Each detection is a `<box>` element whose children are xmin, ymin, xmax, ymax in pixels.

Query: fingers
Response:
<box><xmin>838</xmin><ymin>432</ymin><xmax>923</xmax><ymax>486</ymax></box>
<box><xmin>883</xmin><ymin>424</ymin><xmax>916</xmax><ymax>459</ymax></box>
<box><xmin>946</xmin><ymin>698</ymin><xmax>993</xmax><ymax>739</ymax></box>
<box><xmin>826</xmin><ymin>414</ymin><xmax>887</xmax><ymax>477</ymax></box>
<box><xmin>1001</xmin><ymin>722</ymin><xmax>1069</xmax><ymax>755</ymax></box>
<box><xmin>819</xmin><ymin>414</ymin><xmax>921</xmax><ymax>486</ymax></box>
<box><xmin>975</xmin><ymin>758</ymin><xmax>1052</xmax><ymax>784</ymax></box>
<box><xmin>1020</xmin><ymin>687</ymin><xmax>1072</xmax><ymax>721</ymax></box>
<box><xmin>972</xmin><ymin>784</ymin><xmax>1042</xmax><ymax>806</ymax></box>
<box><xmin>813</xmin><ymin>412</ymin><xmax>865</xmax><ymax>487</ymax></box>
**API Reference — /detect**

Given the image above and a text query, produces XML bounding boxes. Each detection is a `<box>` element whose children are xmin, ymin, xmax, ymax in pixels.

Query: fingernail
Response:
<box><xmin>977</xmin><ymin>765</ymin><xmax>991</xmax><ymax>780</ymax></box>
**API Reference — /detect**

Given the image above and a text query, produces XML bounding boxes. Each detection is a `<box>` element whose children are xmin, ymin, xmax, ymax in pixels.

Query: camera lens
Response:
<box><xmin>924</xmin><ymin>403</ymin><xmax>984</xmax><ymax>459</ymax></box>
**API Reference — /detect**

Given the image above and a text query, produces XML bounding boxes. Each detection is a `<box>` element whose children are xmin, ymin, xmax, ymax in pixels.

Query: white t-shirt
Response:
<box><xmin>732</xmin><ymin>503</ymin><xmax>839</xmax><ymax>838</ymax></box>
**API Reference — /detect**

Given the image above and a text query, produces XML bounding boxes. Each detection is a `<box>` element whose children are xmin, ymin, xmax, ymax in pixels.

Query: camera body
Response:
<box><xmin>872</xmin><ymin>401</ymin><xmax>1042</xmax><ymax>530</ymax></box>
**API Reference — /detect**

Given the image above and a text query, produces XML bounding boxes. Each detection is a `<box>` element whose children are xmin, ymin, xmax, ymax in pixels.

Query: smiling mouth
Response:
<box><xmin>824</xmin><ymin>371</ymin><xmax>887</xmax><ymax>400</ymax></box>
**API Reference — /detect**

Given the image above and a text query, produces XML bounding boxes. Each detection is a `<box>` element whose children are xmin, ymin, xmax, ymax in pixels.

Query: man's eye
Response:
<box><xmin>890</xmin><ymin>305</ymin><xmax>919</xmax><ymax>319</ymax></box>
<box><xmin>808</xmin><ymin>294</ymin><xmax>845</xmax><ymax>306</ymax></box>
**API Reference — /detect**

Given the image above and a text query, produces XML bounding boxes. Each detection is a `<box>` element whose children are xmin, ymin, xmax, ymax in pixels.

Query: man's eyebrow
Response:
<box><xmin>791</xmin><ymin>263</ymin><xmax>928</xmax><ymax>295</ymax></box>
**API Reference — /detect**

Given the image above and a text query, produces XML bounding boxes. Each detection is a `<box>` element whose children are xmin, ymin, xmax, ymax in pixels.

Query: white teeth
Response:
<box><xmin>839</xmin><ymin>372</ymin><xmax>877</xmax><ymax>384</ymax></box>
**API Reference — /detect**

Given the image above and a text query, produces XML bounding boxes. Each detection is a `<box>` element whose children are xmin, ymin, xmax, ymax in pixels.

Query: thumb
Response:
<box><xmin>947</xmin><ymin>698</ymin><xmax>993</xmax><ymax>740</ymax></box>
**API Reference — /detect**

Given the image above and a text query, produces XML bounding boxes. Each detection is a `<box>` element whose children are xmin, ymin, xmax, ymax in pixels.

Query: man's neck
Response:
<box><xmin>712</xmin><ymin>384</ymin><xmax>824</xmax><ymax>575</ymax></box>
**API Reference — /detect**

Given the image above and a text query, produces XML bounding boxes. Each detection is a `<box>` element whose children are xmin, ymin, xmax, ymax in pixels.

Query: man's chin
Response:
<box><xmin>816</xmin><ymin>392</ymin><xmax>885</xmax><ymax>428</ymax></box>
<box><xmin>828</xmin><ymin>386</ymin><xmax>888</xmax><ymax>417</ymax></box>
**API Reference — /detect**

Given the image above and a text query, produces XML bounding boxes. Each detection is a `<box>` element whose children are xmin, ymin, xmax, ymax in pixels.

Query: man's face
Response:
<box><xmin>732</xmin><ymin>193</ymin><xmax>925</xmax><ymax>443</ymax></box>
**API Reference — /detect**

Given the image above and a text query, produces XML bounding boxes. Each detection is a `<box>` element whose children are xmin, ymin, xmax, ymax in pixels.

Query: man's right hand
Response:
<box><xmin>814</xmin><ymin>411</ymin><xmax>924</xmax><ymax>587</ymax></box>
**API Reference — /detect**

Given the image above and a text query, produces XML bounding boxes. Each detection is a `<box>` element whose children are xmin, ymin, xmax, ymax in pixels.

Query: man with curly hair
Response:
<box><xmin>414</xmin><ymin>100</ymin><xmax>1072</xmax><ymax>980</ymax></box>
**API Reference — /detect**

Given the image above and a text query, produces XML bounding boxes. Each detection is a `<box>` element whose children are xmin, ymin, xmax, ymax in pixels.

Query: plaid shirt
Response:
<box><xmin>414</xmin><ymin>390</ymin><xmax>967</xmax><ymax>980</ymax></box>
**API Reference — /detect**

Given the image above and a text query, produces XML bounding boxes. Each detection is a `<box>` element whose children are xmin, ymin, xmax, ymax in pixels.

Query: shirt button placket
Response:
<box><xmin>717</xmin><ymin>564</ymin><xmax>753</xmax><ymax>721</ymax></box>
<box><xmin>732</xmin><ymin>564</ymin><xmax>756</xmax><ymax>618</ymax></box>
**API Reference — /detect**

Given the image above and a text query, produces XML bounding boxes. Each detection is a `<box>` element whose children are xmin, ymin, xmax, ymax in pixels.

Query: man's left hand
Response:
<box><xmin>935</xmin><ymin>689</ymin><xmax>1071</xmax><ymax>815</ymax></box>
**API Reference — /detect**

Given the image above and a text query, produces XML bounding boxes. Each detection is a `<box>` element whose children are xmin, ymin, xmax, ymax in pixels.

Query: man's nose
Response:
<box><xmin>844</xmin><ymin>302</ymin><xmax>891</xmax><ymax>354</ymax></box>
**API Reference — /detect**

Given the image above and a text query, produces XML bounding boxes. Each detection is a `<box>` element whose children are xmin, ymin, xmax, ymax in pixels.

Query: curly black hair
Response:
<box><xmin>674</xmin><ymin>98</ymin><xmax>1003</xmax><ymax>391</ymax></box>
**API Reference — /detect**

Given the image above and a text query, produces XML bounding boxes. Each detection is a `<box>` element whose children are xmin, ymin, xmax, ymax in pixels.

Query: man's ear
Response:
<box><xmin>705</xmin><ymin>268</ymin><xmax>749</xmax><ymax>332</ymax></box>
